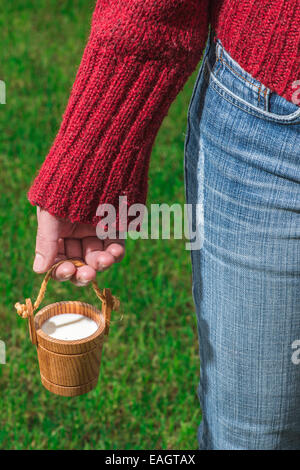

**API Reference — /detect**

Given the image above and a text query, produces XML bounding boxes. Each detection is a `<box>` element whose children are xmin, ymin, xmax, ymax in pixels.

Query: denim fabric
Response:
<box><xmin>184</xmin><ymin>33</ymin><xmax>300</xmax><ymax>450</ymax></box>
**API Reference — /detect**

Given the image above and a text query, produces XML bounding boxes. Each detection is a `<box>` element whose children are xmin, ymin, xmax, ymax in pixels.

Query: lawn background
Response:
<box><xmin>0</xmin><ymin>0</ymin><xmax>202</xmax><ymax>450</ymax></box>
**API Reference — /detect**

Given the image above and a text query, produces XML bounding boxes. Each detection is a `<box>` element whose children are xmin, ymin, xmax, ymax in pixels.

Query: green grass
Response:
<box><xmin>0</xmin><ymin>0</ymin><xmax>201</xmax><ymax>450</ymax></box>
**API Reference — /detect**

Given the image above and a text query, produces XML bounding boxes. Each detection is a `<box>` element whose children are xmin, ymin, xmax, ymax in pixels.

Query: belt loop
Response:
<box><xmin>258</xmin><ymin>84</ymin><xmax>270</xmax><ymax>111</ymax></box>
<box><xmin>214</xmin><ymin>39</ymin><xmax>223</xmax><ymax>76</ymax></box>
<box><xmin>263</xmin><ymin>88</ymin><xmax>271</xmax><ymax>112</ymax></box>
<box><xmin>219</xmin><ymin>47</ymin><xmax>223</xmax><ymax>62</ymax></box>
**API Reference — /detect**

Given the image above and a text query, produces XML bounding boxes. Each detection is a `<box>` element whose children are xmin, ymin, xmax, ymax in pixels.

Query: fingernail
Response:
<box><xmin>59</xmin><ymin>268</ymin><xmax>72</xmax><ymax>280</ymax></box>
<box><xmin>58</xmin><ymin>272</ymin><xmax>72</xmax><ymax>281</ymax></box>
<box><xmin>33</xmin><ymin>253</ymin><xmax>45</xmax><ymax>272</ymax></box>
<box><xmin>97</xmin><ymin>262</ymin><xmax>107</xmax><ymax>271</ymax></box>
<box><xmin>77</xmin><ymin>276</ymin><xmax>90</xmax><ymax>285</ymax></box>
<box><xmin>62</xmin><ymin>272</ymin><xmax>72</xmax><ymax>280</ymax></box>
<box><xmin>77</xmin><ymin>281</ymin><xmax>90</xmax><ymax>287</ymax></box>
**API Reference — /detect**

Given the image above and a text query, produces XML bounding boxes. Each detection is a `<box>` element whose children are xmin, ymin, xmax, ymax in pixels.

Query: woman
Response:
<box><xmin>28</xmin><ymin>1</ymin><xmax>300</xmax><ymax>449</ymax></box>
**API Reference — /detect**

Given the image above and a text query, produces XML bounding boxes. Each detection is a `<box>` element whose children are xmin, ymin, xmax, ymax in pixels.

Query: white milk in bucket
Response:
<box><xmin>41</xmin><ymin>313</ymin><xmax>98</xmax><ymax>341</ymax></box>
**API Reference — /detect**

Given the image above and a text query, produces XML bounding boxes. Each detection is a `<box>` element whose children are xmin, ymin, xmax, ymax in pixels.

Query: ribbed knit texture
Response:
<box><xmin>28</xmin><ymin>0</ymin><xmax>300</xmax><ymax>227</ymax></box>
<box><xmin>211</xmin><ymin>0</ymin><xmax>300</xmax><ymax>102</ymax></box>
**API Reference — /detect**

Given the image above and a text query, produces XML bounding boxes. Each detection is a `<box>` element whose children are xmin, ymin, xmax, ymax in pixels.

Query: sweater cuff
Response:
<box><xmin>28</xmin><ymin>48</ymin><xmax>202</xmax><ymax>228</ymax></box>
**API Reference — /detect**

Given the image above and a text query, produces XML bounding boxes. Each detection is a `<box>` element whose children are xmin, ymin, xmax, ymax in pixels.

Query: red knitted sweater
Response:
<box><xmin>28</xmin><ymin>0</ymin><xmax>300</xmax><ymax>227</ymax></box>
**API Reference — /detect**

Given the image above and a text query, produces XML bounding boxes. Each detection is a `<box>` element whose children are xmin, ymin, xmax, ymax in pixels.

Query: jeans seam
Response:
<box><xmin>210</xmin><ymin>81</ymin><xmax>300</xmax><ymax>125</ymax></box>
<box><xmin>185</xmin><ymin>55</ymin><xmax>209</xmax><ymax>156</ymax></box>
<box><xmin>258</xmin><ymin>83</ymin><xmax>261</xmax><ymax>107</ymax></box>
<box><xmin>264</xmin><ymin>88</ymin><xmax>267</xmax><ymax>111</ymax></box>
<box><xmin>213</xmin><ymin>47</ymin><xmax>223</xmax><ymax>77</ymax></box>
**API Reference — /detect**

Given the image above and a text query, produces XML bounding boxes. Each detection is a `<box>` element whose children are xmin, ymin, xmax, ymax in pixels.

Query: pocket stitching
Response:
<box><xmin>210</xmin><ymin>80</ymin><xmax>300</xmax><ymax>126</ymax></box>
<box><xmin>206</xmin><ymin>60</ymin><xmax>300</xmax><ymax>123</ymax></box>
<box><xmin>218</xmin><ymin>54</ymin><xmax>261</xmax><ymax>91</ymax></box>
<box><xmin>216</xmin><ymin>45</ymin><xmax>266</xmax><ymax>109</ymax></box>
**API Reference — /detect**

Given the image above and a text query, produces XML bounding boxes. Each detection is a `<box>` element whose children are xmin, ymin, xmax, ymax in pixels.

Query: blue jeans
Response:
<box><xmin>184</xmin><ymin>33</ymin><xmax>300</xmax><ymax>450</ymax></box>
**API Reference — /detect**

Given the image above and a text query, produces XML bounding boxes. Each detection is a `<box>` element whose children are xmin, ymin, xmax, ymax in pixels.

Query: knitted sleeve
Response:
<box><xmin>28</xmin><ymin>0</ymin><xmax>209</xmax><ymax>227</ymax></box>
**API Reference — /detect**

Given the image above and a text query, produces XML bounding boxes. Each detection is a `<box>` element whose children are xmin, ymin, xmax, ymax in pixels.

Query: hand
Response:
<box><xmin>33</xmin><ymin>208</ymin><xmax>125</xmax><ymax>285</ymax></box>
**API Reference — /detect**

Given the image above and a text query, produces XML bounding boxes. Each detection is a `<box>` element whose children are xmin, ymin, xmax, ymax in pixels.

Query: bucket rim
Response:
<box><xmin>34</xmin><ymin>300</ymin><xmax>105</xmax><ymax>346</ymax></box>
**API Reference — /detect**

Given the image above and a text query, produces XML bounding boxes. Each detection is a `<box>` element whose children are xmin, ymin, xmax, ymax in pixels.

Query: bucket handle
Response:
<box><xmin>15</xmin><ymin>259</ymin><xmax>120</xmax><ymax>345</ymax></box>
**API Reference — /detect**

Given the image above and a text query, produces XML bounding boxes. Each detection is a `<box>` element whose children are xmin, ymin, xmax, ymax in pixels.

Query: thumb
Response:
<box><xmin>33</xmin><ymin>209</ymin><xmax>61</xmax><ymax>273</ymax></box>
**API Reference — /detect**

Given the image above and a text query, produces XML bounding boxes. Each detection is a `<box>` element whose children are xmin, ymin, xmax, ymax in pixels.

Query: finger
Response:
<box><xmin>64</xmin><ymin>238</ymin><xmax>82</xmax><ymax>260</ymax></box>
<box><xmin>65</xmin><ymin>238</ymin><xmax>97</xmax><ymax>285</ymax></box>
<box><xmin>33</xmin><ymin>209</ymin><xmax>60</xmax><ymax>273</ymax></box>
<box><xmin>71</xmin><ymin>265</ymin><xmax>97</xmax><ymax>287</ymax></box>
<box><xmin>53</xmin><ymin>261</ymin><xmax>77</xmax><ymax>282</ymax></box>
<box><xmin>104</xmin><ymin>239</ymin><xmax>126</xmax><ymax>263</ymax></box>
<box><xmin>51</xmin><ymin>238</ymin><xmax>66</xmax><ymax>268</ymax></box>
<box><xmin>82</xmin><ymin>237</ymin><xmax>106</xmax><ymax>271</ymax></box>
<box><xmin>57</xmin><ymin>237</ymin><xmax>65</xmax><ymax>257</ymax></box>
<box><xmin>51</xmin><ymin>239</ymin><xmax>68</xmax><ymax>280</ymax></box>
<box><xmin>82</xmin><ymin>237</ymin><xmax>115</xmax><ymax>271</ymax></box>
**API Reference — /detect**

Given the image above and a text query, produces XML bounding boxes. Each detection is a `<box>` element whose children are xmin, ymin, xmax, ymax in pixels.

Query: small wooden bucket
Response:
<box><xmin>15</xmin><ymin>259</ymin><xmax>120</xmax><ymax>397</ymax></box>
